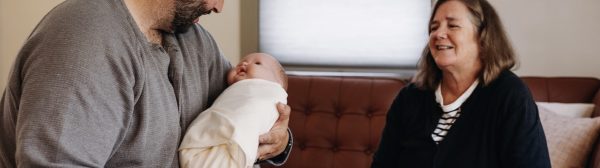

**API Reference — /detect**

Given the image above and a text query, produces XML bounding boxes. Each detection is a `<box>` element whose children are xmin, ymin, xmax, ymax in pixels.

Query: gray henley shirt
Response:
<box><xmin>0</xmin><ymin>0</ymin><xmax>233</xmax><ymax>167</ymax></box>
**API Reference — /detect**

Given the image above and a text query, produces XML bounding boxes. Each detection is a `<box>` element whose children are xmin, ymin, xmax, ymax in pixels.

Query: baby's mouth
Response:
<box><xmin>237</xmin><ymin>66</ymin><xmax>247</xmax><ymax>75</ymax></box>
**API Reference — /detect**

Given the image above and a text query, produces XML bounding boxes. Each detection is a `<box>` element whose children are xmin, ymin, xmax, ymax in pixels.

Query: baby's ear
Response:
<box><xmin>277</xmin><ymin>67</ymin><xmax>288</xmax><ymax>91</ymax></box>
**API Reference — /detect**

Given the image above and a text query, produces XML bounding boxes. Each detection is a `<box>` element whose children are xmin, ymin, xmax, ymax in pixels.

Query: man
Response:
<box><xmin>0</xmin><ymin>0</ymin><xmax>292</xmax><ymax>167</ymax></box>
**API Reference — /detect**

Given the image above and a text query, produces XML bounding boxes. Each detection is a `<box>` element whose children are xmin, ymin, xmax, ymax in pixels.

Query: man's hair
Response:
<box><xmin>413</xmin><ymin>0</ymin><xmax>516</xmax><ymax>90</ymax></box>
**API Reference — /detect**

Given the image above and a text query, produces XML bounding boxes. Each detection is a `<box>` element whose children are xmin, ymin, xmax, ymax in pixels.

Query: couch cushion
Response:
<box><xmin>536</xmin><ymin>102</ymin><xmax>595</xmax><ymax>118</ymax></box>
<box><xmin>539</xmin><ymin>111</ymin><xmax>600</xmax><ymax>168</ymax></box>
<box><xmin>263</xmin><ymin>76</ymin><xmax>405</xmax><ymax>168</ymax></box>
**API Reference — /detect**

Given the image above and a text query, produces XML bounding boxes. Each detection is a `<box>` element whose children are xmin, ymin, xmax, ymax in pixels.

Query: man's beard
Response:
<box><xmin>172</xmin><ymin>0</ymin><xmax>210</xmax><ymax>33</ymax></box>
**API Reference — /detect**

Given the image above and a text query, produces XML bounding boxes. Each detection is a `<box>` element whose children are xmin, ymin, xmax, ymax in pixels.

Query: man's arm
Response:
<box><xmin>10</xmin><ymin>14</ymin><xmax>137</xmax><ymax>165</ymax></box>
<box><xmin>14</xmin><ymin>46</ymin><xmax>134</xmax><ymax>167</ymax></box>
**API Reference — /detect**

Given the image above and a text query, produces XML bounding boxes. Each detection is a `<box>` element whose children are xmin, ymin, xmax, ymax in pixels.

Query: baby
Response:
<box><xmin>178</xmin><ymin>53</ymin><xmax>288</xmax><ymax>168</ymax></box>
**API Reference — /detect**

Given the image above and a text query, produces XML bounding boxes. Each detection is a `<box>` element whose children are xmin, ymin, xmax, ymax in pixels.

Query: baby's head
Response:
<box><xmin>227</xmin><ymin>53</ymin><xmax>288</xmax><ymax>90</ymax></box>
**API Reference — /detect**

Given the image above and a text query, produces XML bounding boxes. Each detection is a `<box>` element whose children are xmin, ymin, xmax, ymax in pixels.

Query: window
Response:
<box><xmin>259</xmin><ymin>0</ymin><xmax>432</xmax><ymax>73</ymax></box>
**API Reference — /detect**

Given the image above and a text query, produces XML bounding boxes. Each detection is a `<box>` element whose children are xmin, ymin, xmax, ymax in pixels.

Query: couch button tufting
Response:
<box><xmin>367</xmin><ymin>113</ymin><xmax>373</xmax><ymax>118</ymax></box>
<box><xmin>365</xmin><ymin>149</ymin><xmax>372</xmax><ymax>154</ymax></box>
<box><xmin>332</xmin><ymin>147</ymin><xmax>339</xmax><ymax>152</ymax></box>
<box><xmin>335</xmin><ymin>113</ymin><xmax>342</xmax><ymax>118</ymax></box>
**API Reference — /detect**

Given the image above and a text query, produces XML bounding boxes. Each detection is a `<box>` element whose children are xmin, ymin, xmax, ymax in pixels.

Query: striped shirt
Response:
<box><xmin>432</xmin><ymin>80</ymin><xmax>479</xmax><ymax>144</ymax></box>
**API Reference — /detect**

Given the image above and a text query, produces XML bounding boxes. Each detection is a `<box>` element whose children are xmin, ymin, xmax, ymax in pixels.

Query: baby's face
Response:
<box><xmin>227</xmin><ymin>53</ymin><xmax>283</xmax><ymax>86</ymax></box>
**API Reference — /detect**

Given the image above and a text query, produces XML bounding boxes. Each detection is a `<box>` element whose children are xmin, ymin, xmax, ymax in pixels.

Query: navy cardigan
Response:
<box><xmin>372</xmin><ymin>71</ymin><xmax>550</xmax><ymax>168</ymax></box>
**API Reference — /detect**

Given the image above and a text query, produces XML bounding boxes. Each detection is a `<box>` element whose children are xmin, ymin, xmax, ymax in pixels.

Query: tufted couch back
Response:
<box><xmin>262</xmin><ymin>75</ymin><xmax>600</xmax><ymax>168</ymax></box>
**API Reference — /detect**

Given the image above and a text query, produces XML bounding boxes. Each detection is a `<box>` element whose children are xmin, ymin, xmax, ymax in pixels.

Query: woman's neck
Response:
<box><xmin>440</xmin><ymin>68</ymin><xmax>480</xmax><ymax>105</ymax></box>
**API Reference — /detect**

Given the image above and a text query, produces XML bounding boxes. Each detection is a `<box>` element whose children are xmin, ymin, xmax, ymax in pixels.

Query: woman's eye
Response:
<box><xmin>449</xmin><ymin>24</ymin><xmax>460</xmax><ymax>28</ymax></box>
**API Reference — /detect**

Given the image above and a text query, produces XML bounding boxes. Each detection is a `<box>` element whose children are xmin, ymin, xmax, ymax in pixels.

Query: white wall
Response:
<box><xmin>2</xmin><ymin>0</ymin><xmax>600</xmax><ymax>91</ymax></box>
<box><xmin>489</xmin><ymin>0</ymin><xmax>600</xmax><ymax>78</ymax></box>
<box><xmin>240</xmin><ymin>0</ymin><xmax>600</xmax><ymax>78</ymax></box>
<box><xmin>0</xmin><ymin>0</ymin><xmax>65</xmax><ymax>91</ymax></box>
<box><xmin>200</xmin><ymin>0</ymin><xmax>241</xmax><ymax>66</ymax></box>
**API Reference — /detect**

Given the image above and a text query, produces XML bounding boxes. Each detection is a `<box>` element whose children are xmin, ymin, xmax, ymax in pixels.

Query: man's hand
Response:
<box><xmin>257</xmin><ymin>102</ymin><xmax>291</xmax><ymax>161</ymax></box>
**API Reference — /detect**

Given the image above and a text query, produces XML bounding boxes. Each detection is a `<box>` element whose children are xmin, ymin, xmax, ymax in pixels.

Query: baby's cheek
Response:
<box><xmin>226</xmin><ymin>72</ymin><xmax>237</xmax><ymax>85</ymax></box>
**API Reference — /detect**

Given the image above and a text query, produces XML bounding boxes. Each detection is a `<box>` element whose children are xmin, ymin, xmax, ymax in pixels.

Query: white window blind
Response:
<box><xmin>259</xmin><ymin>0</ymin><xmax>431</xmax><ymax>69</ymax></box>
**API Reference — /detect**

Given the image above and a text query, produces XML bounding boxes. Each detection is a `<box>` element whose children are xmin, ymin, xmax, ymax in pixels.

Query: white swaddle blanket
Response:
<box><xmin>179</xmin><ymin>79</ymin><xmax>287</xmax><ymax>168</ymax></box>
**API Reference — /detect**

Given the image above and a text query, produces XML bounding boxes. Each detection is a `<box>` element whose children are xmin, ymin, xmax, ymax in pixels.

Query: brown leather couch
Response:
<box><xmin>263</xmin><ymin>75</ymin><xmax>600</xmax><ymax>168</ymax></box>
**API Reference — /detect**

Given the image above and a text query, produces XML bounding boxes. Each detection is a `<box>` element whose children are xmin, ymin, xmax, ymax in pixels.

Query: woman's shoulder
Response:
<box><xmin>399</xmin><ymin>83</ymin><xmax>431</xmax><ymax>97</ymax></box>
<box><xmin>487</xmin><ymin>70</ymin><xmax>530</xmax><ymax>94</ymax></box>
<box><xmin>481</xmin><ymin>70</ymin><xmax>537</xmax><ymax>108</ymax></box>
<box><xmin>391</xmin><ymin>82</ymin><xmax>434</xmax><ymax>107</ymax></box>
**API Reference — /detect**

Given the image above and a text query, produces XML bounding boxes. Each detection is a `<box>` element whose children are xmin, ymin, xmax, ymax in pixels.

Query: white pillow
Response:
<box><xmin>536</xmin><ymin>102</ymin><xmax>595</xmax><ymax>118</ymax></box>
<box><xmin>539</xmin><ymin>111</ymin><xmax>600</xmax><ymax>168</ymax></box>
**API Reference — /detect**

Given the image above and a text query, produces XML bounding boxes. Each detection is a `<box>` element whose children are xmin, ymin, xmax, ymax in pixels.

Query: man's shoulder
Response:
<box><xmin>22</xmin><ymin>0</ymin><xmax>139</xmax><ymax>62</ymax></box>
<box><xmin>34</xmin><ymin>0</ymin><xmax>135</xmax><ymax>41</ymax></box>
<box><xmin>14</xmin><ymin>0</ymin><xmax>142</xmax><ymax>84</ymax></box>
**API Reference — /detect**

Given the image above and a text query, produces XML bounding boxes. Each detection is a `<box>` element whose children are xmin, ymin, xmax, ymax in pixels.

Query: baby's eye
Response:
<box><xmin>255</xmin><ymin>62</ymin><xmax>261</xmax><ymax>65</ymax></box>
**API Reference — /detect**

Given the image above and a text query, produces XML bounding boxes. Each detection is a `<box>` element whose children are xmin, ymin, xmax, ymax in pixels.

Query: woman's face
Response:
<box><xmin>428</xmin><ymin>1</ymin><xmax>481</xmax><ymax>72</ymax></box>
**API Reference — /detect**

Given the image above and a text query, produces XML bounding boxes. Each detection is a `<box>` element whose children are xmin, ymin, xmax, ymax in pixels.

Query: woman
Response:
<box><xmin>371</xmin><ymin>0</ymin><xmax>550</xmax><ymax>167</ymax></box>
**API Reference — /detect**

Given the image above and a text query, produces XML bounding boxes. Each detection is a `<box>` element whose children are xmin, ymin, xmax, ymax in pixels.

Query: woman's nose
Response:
<box><xmin>432</xmin><ymin>29</ymin><xmax>448</xmax><ymax>40</ymax></box>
